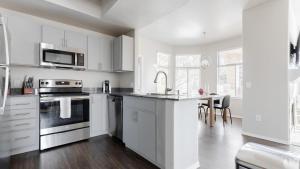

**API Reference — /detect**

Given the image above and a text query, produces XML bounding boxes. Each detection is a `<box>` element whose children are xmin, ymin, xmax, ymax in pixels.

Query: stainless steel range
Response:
<box><xmin>39</xmin><ymin>79</ymin><xmax>90</xmax><ymax>150</ymax></box>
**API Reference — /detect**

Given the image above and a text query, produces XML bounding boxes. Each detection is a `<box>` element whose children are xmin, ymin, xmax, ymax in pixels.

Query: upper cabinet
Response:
<box><xmin>113</xmin><ymin>35</ymin><xmax>134</xmax><ymax>72</ymax></box>
<box><xmin>87</xmin><ymin>35</ymin><xmax>113</xmax><ymax>72</ymax></box>
<box><xmin>42</xmin><ymin>25</ymin><xmax>87</xmax><ymax>53</ymax></box>
<box><xmin>7</xmin><ymin>14</ymin><xmax>41</xmax><ymax>66</ymax></box>
<box><xmin>41</xmin><ymin>25</ymin><xmax>65</xmax><ymax>48</ymax></box>
<box><xmin>65</xmin><ymin>30</ymin><xmax>87</xmax><ymax>52</ymax></box>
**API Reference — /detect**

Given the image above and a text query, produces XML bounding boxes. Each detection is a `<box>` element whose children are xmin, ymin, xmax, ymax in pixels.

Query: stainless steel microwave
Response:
<box><xmin>40</xmin><ymin>43</ymin><xmax>86</xmax><ymax>70</ymax></box>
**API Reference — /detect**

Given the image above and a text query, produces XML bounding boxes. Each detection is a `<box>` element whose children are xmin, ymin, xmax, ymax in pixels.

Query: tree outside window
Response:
<box><xmin>217</xmin><ymin>48</ymin><xmax>243</xmax><ymax>98</ymax></box>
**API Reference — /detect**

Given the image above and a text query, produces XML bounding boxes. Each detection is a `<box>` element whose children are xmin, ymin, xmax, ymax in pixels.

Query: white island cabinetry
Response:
<box><xmin>123</xmin><ymin>97</ymin><xmax>157</xmax><ymax>163</ymax></box>
<box><xmin>123</xmin><ymin>96</ymin><xmax>200</xmax><ymax>169</ymax></box>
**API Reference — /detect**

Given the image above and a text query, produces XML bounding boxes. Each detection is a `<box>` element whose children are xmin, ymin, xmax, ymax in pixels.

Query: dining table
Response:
<box><xmin>199</xmin><ymin>95</ymin><xmax>224</xmax><ymax>127</ymax></box>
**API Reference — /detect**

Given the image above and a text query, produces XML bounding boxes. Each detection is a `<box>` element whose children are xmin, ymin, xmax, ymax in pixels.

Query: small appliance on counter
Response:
<box><xmin>102</xmin><ymin>80</ymin><xmax>111</xmax><ymax>93</ymax></box>
<box><xmin>22</xmin><ymin>76</ymin><xmax>34</xmax><ymax>94</ymax></box>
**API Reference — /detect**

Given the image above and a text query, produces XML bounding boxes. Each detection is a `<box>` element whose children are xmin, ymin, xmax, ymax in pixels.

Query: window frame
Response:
<box><xmin>217</xmin><ymin>47</ymin><xmax>243</xmax><ymax>99</ymax></box>
<box><xmin>156</xmin><ymin>52</ymin><xmax>171</xmax><ymax>93</ymax></box>
<box><xmin>175</xmin><ymin>54</ymin><xmax>201</xmax><ymax>95</ymax></box>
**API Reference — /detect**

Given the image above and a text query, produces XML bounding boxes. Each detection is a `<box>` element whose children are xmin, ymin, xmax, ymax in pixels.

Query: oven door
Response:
<box><xmin>39</xmin><ymin>96</ymin><xmax>89</xmax><ymax>135</ymax></box>
<box><xmin>41</xmin><ymin>48</ymin><xmax>76</xmax><ymax>68</ymax></box>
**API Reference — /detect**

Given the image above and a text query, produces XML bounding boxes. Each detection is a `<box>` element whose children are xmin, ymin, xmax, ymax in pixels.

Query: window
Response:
<box><xmin>156</xmin><ymin>52</ymin><xmax>170</xmax><ymax>93</ymax></box>
<box><xmin>175</xmin><ymin>55</ymin><xmax>201</xmax><ymax>95</ymax></box>
<box><xmin>217</xmin><ymin>48</ymin><xmax>243</xmax><ymax>97</ymax></box>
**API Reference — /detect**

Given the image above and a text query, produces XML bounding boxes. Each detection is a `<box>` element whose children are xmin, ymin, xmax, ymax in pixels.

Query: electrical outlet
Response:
<box><xmin>256</xmin><ymin>115</ymin><xmax>262</xmax><ymax>122</ymax></box>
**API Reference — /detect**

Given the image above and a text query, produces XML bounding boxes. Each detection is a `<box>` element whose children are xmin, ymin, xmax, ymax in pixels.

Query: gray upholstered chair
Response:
<box><xmin>214</xmin><ymin>95</ymin><xmax>232</xmax><ymax>124</ymax></box>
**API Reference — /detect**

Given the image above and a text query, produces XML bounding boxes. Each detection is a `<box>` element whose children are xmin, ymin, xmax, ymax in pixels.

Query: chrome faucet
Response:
<box><xmin>154</xmin><ymin>71</ymin><xmax>172</xmax><ymax>95</ymax></box>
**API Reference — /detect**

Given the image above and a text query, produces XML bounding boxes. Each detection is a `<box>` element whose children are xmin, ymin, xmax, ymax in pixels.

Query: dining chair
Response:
<box><xmin>214</xmin><ymin>95</ymin><xmax>232</xmax><ymax>124</ymax></box>
<box><xmin>198</xmin><ymin>103</ymin><xmax>206</xmax><ymax>119</ymax></box>
<box><xmin>202</xmin><ymin>93</ymin><xmax>219</xmax><ymax>123</ymax></box>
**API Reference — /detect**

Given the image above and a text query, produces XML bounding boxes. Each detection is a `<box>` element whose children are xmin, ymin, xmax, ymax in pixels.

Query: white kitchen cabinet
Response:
<box><xmin>87</xmin><ymin>35</ymin><xmax>102</xmax><ymax>71</ymax></box>
<box><xmin>90</xmin><ymin>94</ymin><xmax>108</xmax><ymax>137</ymax></box>
<box><xmin>101</xmin><ymin>36</ymin><xmax>113</xmax><ymax>71</ymax></box>
<box><xmin>65</xmin><ymin>30</ymin><xmax>87</xmax><ymax>52</ymax></box>
<box><xmin>42</xmin><ymin>25</ymin><xmax>87</xmax><ymax>52</ymax></box>
<box><xmin>7</xmin><ymin>14</ymin><xmax>41</xmax><ymax>66</ymax></box>
<box><xmin>123</xmin><ymin>107</ymin><xmax>139</xmax><ymax>151</ymax></box>
<box><xmin>87</xmin><ymin>35</ymin><xmax>113</xmax><ymax>72</ymax></box>
<box><xmin>123</xmin><ymin>96</ymin><xmax>157</xmax><ymax>163</ymax></box>
<box><xmin>42</xmin><ymin>25</ymin><xmax>65</xmax><ymax>48</ymax></box>
<box><xmin>137</xmin><ymin>110</ymin><xmax>156</xmax><ymax>162</ymax></box>
<box><xmin>0</xmin><ymin>96</ymin><xmax>39</xmax><ymax>156</ymax></box>
<box><xmin>113</xmin><ymin>35</ymin><xmax>134</xmax><ymax>72</ymax></box>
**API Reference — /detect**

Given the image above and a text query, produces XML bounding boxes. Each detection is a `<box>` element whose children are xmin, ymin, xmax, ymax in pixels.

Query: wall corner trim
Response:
<box><xmin>241</xmin><ymin>131</ymin><xmax>290</xmax><ymax>145</ymax></box>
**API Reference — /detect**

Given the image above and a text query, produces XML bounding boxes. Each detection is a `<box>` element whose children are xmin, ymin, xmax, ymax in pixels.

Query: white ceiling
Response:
<box><xmin>0</xmin><ymin>0</ymin><xmax>270</xmax><ymax>45</ymax></box>
<box><xmin>139</xmin><ymin>0</ymin><xmax>270</xmax><ymax>46</ymax></box>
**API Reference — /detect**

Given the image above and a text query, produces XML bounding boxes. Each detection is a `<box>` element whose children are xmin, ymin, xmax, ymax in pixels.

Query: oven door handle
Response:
<box><xmin>40</xmin><ymin>96</ymin><xmax>90</xmax><ymax>102</ymax></box>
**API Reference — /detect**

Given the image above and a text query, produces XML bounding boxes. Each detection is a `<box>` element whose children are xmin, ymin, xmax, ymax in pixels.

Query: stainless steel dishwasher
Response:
<box><xmin>108</xmin><ymin>95</ymin><xmax>123</xmax><ymax>141</ymax></box>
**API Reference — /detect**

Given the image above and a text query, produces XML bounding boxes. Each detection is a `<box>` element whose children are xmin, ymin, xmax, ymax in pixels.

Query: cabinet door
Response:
<box><xmin>101</xmin><ymin>36</ymin><xmax>113</xmax><ymax>71</ymax></box>
<box><xmin>137</xmin><ymin>110</ymin><xmax>156</xmax><ymax>162</ymax></box>
<box><xmin>65</xmin><ymin>30</ymin><xmax>87</xmax><ymax>51</ymax></box>
<box><xmin>8</xmin><ymin>15</ymin><xmax>41</xmax><ymax>65</ymax></box>
<box><xmin>123</xmin><ymin>107</ymin><xmax>138</xmax><ymax>151</ymax></box>
<box><xmin>112</xmin><ymin>36</ymin><xmax>122</xmax><ymax>71</ymax></box>
<box><xmin>87</xmin><ymin>35</ymin><xmax>102</xmax><ymax>71</ymax></box>
<box><xmin>42</xmin><ymin>25</ymin><xmax>64</xmax><ymax>48</ymax></box>
<box><xmin>90</xmin><ymin>94</ymin><xmax>108</xmax><ymax>137</ymax></box>
<box><xmin>122</xmin><ymin>35</ymin><xmax>134</xmax><ymax>71</ymax></box>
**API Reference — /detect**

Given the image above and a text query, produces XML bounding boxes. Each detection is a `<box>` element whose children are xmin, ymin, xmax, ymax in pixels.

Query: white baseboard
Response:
<box><xmin>242</xmin><ymin>131</ymin><xmax>290</xmax><ymax>145</ymax></box>
<box><xmin>212</xmin><ymin>112</ymin><xmax>243</xmax><ymax>119</ymax></box>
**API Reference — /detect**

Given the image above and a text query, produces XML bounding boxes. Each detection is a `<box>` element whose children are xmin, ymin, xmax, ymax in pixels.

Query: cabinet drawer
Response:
<box><xmin>0</xmin><ymin>119</ymin><xmax>36</xmax><ymax>133</ymax></box>
<box><xmin>6</xmin><ymin>96</ymin><xmax>37</xmax><ymax>110</ymax></box>
<box><xmin>0</xmin><ymin>109</ymin><xmax>36</xmax><ymax>121</ymax></box>
<box><xmin>124</xmin><ymin>97</ymin><xmax>156</xmax><ymax>113</ymax></box>
<box><xmin>11</xmin><ymin>130</ymin><xmax>36</xmax><ymax>149</ymax></box>
<box><xmin>0</xmin><ymin>130</ymin><xmax>36</xmax><ymax>150</ymax></box>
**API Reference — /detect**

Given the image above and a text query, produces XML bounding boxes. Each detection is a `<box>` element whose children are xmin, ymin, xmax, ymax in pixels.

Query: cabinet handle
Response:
<box><xmin>15</xmin><ymin>123</ymin><xmax>30</xmax><ymax>127</ymax></box>
<box><xmin>14</xmin><ymin>136</ymin><xmax>30</xmax><ymax>141</ymax></box>
<box><xmin>1</xmin><ymin>125</ymin><xmax>10</xmax><ymax>128</ymax></box>
<box><xmin>62</xmin><ymin>39</ymin><xmax>65</xmax><ymax>48</ymax></box>
<box><xmin>14</xmin><ymin>113</ymin><xmax>30</xmax><ymax>116</ymax></box>
<box><xmin>65</xmin><ymin>39</ymin><xmax>68</xmax><ymax>48</ymax></box>
<box><xmin>11</xmin><ymin>103</ymin><xmax>30</xmax><ymax>106</ymax></box>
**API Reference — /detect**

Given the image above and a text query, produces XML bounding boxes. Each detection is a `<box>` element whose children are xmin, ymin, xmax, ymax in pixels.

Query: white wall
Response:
<box><xmin>242</xmin><ymin>0</ymin><xmax>290</xmax><ymax>144</ymax></box>
<box><xmin>10</xmin><ymin>67</ymin><xmax>120</xmax><ymax>88</ymax></box>
<box><xmin>0</xmin><ymin>7</ymin><xmax>123</xmax><ymax>89</ymax></box>
<box><xmin>137</xmin><ymin>36</ymin><xmax>174</xmax><ymax>93</ymax></box>
<box><xmin>174</xmin><ymin>36</ymin><xmax>243</xmax><ymax>118</ymax></box>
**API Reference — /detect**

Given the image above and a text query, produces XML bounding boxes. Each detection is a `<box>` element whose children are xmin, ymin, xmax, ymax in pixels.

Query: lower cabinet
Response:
<box><xmin>0</xmin><ymin>96</ymin><xmax>39</xmax><ymax>157</ymax></box>
<box><xmin>123</xmin><ymin>96</ymin><xmax>157</xmax><ymax>164</ymax></box>
<box><xmin>90</xmin><ymin>94</ymin><xmax>108</xmax><ymax>137</ymax></box>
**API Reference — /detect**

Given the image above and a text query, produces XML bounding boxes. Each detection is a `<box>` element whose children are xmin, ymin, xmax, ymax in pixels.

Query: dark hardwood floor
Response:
<box><xmin>1</xmin><ymin>117</ymin><xmax>296</xmax><ymax>169</ymax></box>
<box><xmin>7</xmin><ymin>137</ymin><xmax>159</xmax><ymax>169</ymax></box>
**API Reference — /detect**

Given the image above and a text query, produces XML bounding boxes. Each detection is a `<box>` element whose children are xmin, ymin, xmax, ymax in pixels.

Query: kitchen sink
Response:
<box><xmin>146</xmin><ymin>93</ymin><xmax>177</xmax><ymax>96</ymax></box>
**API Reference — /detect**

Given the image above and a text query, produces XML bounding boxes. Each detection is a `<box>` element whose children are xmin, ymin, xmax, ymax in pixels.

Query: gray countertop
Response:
<box><xmin>109</xmin><ymin>92</ymin><xmax>203</xmax><ymax>101</ymax></box>
<box><xmin>9</xmin><ymin>87</ymin><xmax>203</xmax><ymax>101</ymax></box>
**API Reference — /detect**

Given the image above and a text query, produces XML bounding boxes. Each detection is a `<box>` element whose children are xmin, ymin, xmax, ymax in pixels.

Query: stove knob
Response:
<box><xmin>41</xmin><ymin>82</ymin><xmax>44</xmax><ymax>85</ymax></box>
<box><xmin>75</xmin><ymin>82</ymin><xmax>78</xmax><ymax>85</ymax></box>
<box><xmin>45</xmin><ymin>82</ymin><xmax>49</xmax><ymax>85</ymax></box>
<box><xmin>78</xmin><ymin>82</ymin><xmax>82</xmax><ymax>85</ymax></box>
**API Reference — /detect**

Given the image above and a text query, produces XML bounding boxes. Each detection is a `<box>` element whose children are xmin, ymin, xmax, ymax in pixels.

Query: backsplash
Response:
<box><xmin>10</xmin><ymin>67</ymin><xmax>121</xmax><ymax>88</ymax></box>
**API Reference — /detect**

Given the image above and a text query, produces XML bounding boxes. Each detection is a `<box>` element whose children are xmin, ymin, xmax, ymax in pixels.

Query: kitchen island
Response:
<box><xmin>122</xmin><ymin>94</ymin><xmax>200</xmax><ymax>169</ymax></box>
